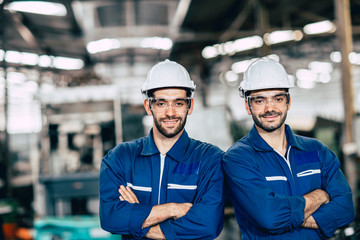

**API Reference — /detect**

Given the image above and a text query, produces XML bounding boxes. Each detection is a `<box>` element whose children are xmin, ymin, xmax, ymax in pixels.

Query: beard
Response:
<box><xmin>153</xmin><ymin>113</ymin><xmax>188</xmax><ymax>138</ymax></box>
<box><xmin>252</xmin><ymin>110</ymin><xmax>287</xmax><ymax>132</ymax></box>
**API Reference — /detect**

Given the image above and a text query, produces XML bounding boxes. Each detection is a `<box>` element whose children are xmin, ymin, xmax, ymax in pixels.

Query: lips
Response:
<box><xmin>161</xmin><ymin>118</ymin><xmax>180</xmax><ymax>126</ymax></box>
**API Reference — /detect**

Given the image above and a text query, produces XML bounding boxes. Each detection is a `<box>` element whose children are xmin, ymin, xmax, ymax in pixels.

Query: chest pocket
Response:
<box><xmin>166</xmin><ymin>161</ymin><xmax>200</xmax><ymax>203</ymax></box>
<box><xmin>294</xmin><ymin>151</ymin><xmax>322</xmax><ymax>195</ymax></box>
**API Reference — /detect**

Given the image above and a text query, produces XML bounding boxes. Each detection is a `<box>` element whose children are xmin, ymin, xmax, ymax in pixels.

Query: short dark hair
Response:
<box><xmin>245</xmin><ymin>88</ymin><xmax>289</xmax><ymax>98</ymax></box>
<box><xmin>147</xmin><ymin>87</ymin><xmax>193</xmax><ymax>98</ymax></box>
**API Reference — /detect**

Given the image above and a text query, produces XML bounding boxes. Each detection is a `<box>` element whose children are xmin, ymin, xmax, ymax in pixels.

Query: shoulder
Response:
<box><xmin>189</xmin><ymin>138</ymin><xmax>224</xmax><ymax>156</ymax></box>
<box><xmin>103</xmin><ymin>137</ymin><xmax>145</xmax><ymax>161</ymax></box>
<box><xmin>223</xmin><ymin>135</ymin><xmax>253</xmax><ymax>159</ymax></box>
<box><xmin>292</xmin><ymin>133</ymin><xmax>327</xmax><ymax>151</ymax></box>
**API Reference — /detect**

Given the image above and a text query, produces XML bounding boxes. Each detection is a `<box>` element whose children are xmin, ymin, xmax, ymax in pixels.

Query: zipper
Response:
<box><xmin>274</xmin><ymin>146</ymin><xmax>295</xmax><ymax>183</ymax></box>
<box><xmin>158</xmin><ymin>154</ymin><xmax>166</xmax><ymax>205</ymax></box>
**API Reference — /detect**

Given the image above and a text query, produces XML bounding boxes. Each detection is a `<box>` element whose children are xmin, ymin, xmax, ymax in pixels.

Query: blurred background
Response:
<box><xmin>0</xmin><ymin>0</ymin><xmax>359</xmax><ymax>239</ymax></box>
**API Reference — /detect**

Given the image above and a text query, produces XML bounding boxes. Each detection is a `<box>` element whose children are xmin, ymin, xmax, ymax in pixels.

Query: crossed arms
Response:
<box><xmin>301</xmin><ymin>189</ymin><xmax>330</xmax><ymax>229</ymax></box>
<box><xmin>119</xmin><ymin>185</ymin><xmax>192</xmax><ymax>239</ymax></box>
<box><xmin>222</xmin><ymin>147</ymin><xmax>354</xmax><ymax>237</ymax></box>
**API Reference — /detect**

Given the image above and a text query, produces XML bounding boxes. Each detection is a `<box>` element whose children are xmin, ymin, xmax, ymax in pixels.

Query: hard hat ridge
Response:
<box><xmin>141</xmin><ymin>59</ymin><xmax>196</xmax><ymax>96</ymax></box>
<box><xmin>239</xmin><ymin>57</ymin><xmax>294</xmax><ymax>97</ymax></box>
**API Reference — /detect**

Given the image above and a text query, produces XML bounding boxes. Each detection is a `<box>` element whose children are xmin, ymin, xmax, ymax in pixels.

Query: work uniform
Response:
<box><xmin>100</xmin><ymin>130</ymin><xmax>224</xmax><ymax>240</ymax></box>
<box><xmin>222</xmin><ymin>124</ymin><xmax>354</xmax><ymax>240</ymax></box>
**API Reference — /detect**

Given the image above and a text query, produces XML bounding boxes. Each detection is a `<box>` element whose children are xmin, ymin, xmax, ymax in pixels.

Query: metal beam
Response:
<box><xmin>335</xmin><ymin>0</ymin><xmax>355</xmax><ymax>143</ymax></box>
<box><xmin>219</xmin><ymin>0</ymin><xmax>255</xmax><ymax>43</ymax></box>
<box><xmin>9</xmin><ymin>11</ymin><xmax>39</xmax><ymax>50</ymax></box>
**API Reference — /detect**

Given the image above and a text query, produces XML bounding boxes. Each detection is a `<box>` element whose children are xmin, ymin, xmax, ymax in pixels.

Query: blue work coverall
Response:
<box><xmin>100</xmin><ymin>130</ymin><xmax>225</xmax><ymax>239</ymax></box>
<box><xmin>222</xmin><ymin>124</ymin><xmax>355</xmax><ymax>239</ymax></box>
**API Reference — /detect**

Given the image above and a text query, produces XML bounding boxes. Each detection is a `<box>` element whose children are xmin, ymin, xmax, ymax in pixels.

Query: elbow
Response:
<box><xmin>253</xmin><ymin>208</ymin><xmax>290</xmax><ymax>234</ymax></box>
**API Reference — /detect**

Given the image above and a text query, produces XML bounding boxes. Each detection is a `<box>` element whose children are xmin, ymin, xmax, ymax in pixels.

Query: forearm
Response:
<box><xmin>301</xmin><ymin>215</ymin><xmax>319</xmax><ymax>229</ymax></box>
<box><xmin>143</xmin><ymin>202</ymin><xmax>192</xmax><ymax>228</ymax></box>
<box><xmin>145</xmin><ymin>225</ymin><xmax>166</xmax><ymax>240</ymax></box>
<box><xmin>303</xmin><ymin>189</ymin><xmax>329</xmax><ymax>219</ymax></box>
<box><xmin>142</xmin><ymin>203</ymin><xmax>175</xmax><ymax>228</ymax></box>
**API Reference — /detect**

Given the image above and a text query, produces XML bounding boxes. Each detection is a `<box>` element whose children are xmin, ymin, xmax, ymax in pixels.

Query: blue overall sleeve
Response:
<box><xmin>99</xmin><ymin>146</ymin><xmax>152</xmax><ymax>238</ymax></box>
<box><xmin>222</xmin><ymin>147</ymin><xmax>305</xmax><ymax>234</ymax></box>
<box><xmin>159</xmin><ymin>150</ymin><xmax>225</xmax><ymax>240</ymax></box>
<box><xmin>312</xmin><ymin>146</ymin><xmax>355</xmax><ymax>238</ymax></box>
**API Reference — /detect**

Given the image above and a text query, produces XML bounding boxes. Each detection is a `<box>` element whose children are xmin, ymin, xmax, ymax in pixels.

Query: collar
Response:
<box><xmin>140</xmin><ymin>128</ymin><xmax>190</xmax><ymax>162</ymax></box>
<box><xmin>248</xmin><ymin>124</ymin><xmax>306</xmax><ymax>152</ymax></box>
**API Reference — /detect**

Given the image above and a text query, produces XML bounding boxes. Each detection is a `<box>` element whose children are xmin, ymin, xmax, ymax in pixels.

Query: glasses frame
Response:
<box><xmin>148</xmin><ymin>97</ymin><xmax>192</xmax><ymax>113</ymax></box>
<box><xmin>246</xmin><ymin>92</ymin><xmax>290</xmax><ymax>110</ymax></box>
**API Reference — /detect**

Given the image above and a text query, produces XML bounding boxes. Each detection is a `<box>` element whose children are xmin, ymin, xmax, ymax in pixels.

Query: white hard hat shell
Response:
<box><xmin>239</xmin><ymin>57</ymin><xmax>294</xmax><ymax>97</ymax></box>
<box><xmin>141</xmin><ymin>59</ymin><xmax>196</xmax><ymax>94</ymax></box>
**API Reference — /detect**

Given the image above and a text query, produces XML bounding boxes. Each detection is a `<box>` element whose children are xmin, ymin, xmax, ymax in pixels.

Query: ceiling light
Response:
<box><xmin>21</xmin><ymin>52</ymin><xmax>38</xmax><ymax>66</ymax></box>
<box><xmin>5</xmin><ymin>51</ymin><xmax>22</xmax><ymax>64</ymax></box>
<box><xmin>303</xmin><ymin>20</ymin><xmax>336</xmax><ymax>35</ymax></box>
<box><xmin>53</xmin><ymin>57</ymin><xmax>84</xmax><ymax>70</ymax></box>
<box><xmin>264</xmin><ymin>30</ymin><xmax>303</xmax><ymax>45</ymax></box>
<box><xmin>308</xmin><ymin>61</ymin><xmax>333</xmax><ymax>74</ymax></box>
<box><xmin>201</xmin><ymin>36</ymin><xmax>263</xmax><ymax>59</ymax></box>
<box><xmin>87</xmin><ymin>38</ymin><xmax>121</xmax><ymax>54</ymax></box>
<box><xmin>231</xmin><ymin>59</ymin><xmax>258</xmax><ymax>74</ymax></box>
<box><xmin>330</xmin><ymin>51</ymin><xmax>342</xmax><ymax>62</ymax></box>
<box><xmin>140</xmin><ymin>37</ymin><xmax>173</xmax><ymax>50</ymax></box>
<box><xmin>317</xmin><ymin>73</ymin><xmax>331</xmax><ymax>83</ymax></box>
<box><xmin>202</xmin><ymin>46</ymin><xmax>218</xmax><ymax>59</ymax></box>
<box><xmin>5</xmin><ymin>1</ymin><xmax>67</xmax><ymax>16</ymax></box>
<box><xmin>38</xmin><ymin>55</ymin><xmax>53</xmax><ymax>68</ymax></box>
<box><xmin>349</xmin><ymin>52</ymin><xmax>360</xmax><ymax>65</ymax></box>
<box><xmin>225</xmin><ymin>71</ymin><xmax>239</xmax><ymax>83</ymax></box>
<box><xmin>232</xmin><ymin>36</ymin><xmax>263</xmax><ymax>52</ymax></box>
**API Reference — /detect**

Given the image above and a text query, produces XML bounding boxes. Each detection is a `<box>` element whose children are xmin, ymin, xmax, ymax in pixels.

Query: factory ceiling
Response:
<box><xmin>1</xmin><ymin>0</ymin><xmax>360</xmax><ymax>84</ymax></box>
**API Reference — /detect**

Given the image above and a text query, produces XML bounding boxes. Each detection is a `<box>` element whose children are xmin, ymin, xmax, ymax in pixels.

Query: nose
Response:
<box><xmin>264</xmin><ymin>98</ymin><xmax>275</xmax><ymax>111</ymax></box>
<box><xmin>165</xmin><ymin>103</ymin><xmax>176</xmax><ymax>116</ymax></box>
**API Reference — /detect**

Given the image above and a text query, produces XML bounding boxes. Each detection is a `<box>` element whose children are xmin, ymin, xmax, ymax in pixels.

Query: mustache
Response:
<box><xmin>260</xmin><ymin>111</ymin><xmax>281</xmax><ymax>118</ymax></box>
<box><xmin>160</xmin><ymin>117</ymin><xmax>182</xmax><ymax>121</ymax></box>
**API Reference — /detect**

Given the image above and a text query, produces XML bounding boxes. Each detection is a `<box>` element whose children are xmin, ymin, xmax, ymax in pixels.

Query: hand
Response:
<box><xmin>301</xmin><ymin>215</ymin><xmax>319</xmax><ymax>229</ymax></box>
<box><xmin>118</xmin><ymin>185</ymin><xmax>139</xmax><ymax>204</ymax></box>
<box><xmin>303</xmin><ymin>189</ymin><xmax>330</xmax><ymax>219</ymax></box>
<box><xmin>171</xmin><ymin>202</ymin><xmax>193</xmax><ymax>219</ymax></box>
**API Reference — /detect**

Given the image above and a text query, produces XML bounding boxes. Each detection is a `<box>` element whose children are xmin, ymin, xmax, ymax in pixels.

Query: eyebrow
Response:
<box><xmin>250</xmin><ymin>93</ymin><xmax>287</xmax><ymax>98</ymax></box>
<box><xmin>151</xmin><ymin>97</ymin><xmax>189</xmax><ymax>101</ymax></box>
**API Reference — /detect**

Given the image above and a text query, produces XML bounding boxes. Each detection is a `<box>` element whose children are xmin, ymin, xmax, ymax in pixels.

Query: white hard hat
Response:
<box><xmin>141</xmin><ymin>59</ymin><xmax>196</xmax><ymax>96</ymax></box>
<box><xmin>239</xmin><ymin>57</ymin><xmax>294</xmax><ymax>97</ymax></box>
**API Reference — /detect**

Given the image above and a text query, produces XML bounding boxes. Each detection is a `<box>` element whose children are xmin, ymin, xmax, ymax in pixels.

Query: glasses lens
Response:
<box><xmin>248</xmin><ymin>93</ymin><xmax>288</xmax><ymax>110</ymax></box>
<box><xmin>149</xmin><ymin>98</ymin><xmax>190</xmax><ymax>112</ymax></box>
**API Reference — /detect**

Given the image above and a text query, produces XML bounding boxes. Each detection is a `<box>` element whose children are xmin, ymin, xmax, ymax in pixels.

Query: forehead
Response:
<box><xmin>153</xmin><ymin>88</ymin><xmax>187</xmax><ymax>98</ymax></box>
<box><xmin>249</xmin><ymin>89</ymin><xmax>287</xmax><ymax>97</ymax></box>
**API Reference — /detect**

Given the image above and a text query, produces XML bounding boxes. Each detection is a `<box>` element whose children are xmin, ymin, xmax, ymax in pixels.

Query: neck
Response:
<box><xmin>256</xmin><ymin>124</ymin><xmax>287</xmax><ymax>156</ymax></box>
<box><xmin>152</xmin><ymin>128</ymin><xmax>183</xmax><ymax>155</ymax></box>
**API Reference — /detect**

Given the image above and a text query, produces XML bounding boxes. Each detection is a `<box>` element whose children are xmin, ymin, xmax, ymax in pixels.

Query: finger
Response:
<box><xmin>126</xmin><ymin>186</ymin><xmax>140</xmax><ymax>203</ymax></box>
<box><xmin>118</xmin><ymin>185</ymin><xmax>132</xmax><ymax>202</ymax></box>
<box><xmin>119</xmin><ymin>196</ymin><xmax>124</xmax><ymax>201</ymax></box>
<box><xmin>120</xmin><ymin>185</ymin><xmax>137</xmax><ymax>203</ymax></box>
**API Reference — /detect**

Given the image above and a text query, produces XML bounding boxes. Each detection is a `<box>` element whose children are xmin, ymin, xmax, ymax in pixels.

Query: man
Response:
<box><xmin>100</xmin><ymin>59</ymin><xmax>224</xmax><ymax>239</ymax></box>
<box><xmin>222</xmin><ymin>57</ymin><xmax>355</xmax><ymax>239</ymax></box>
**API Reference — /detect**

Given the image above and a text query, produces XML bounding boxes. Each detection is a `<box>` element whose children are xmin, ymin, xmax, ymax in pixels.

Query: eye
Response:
<box><xmin>274</xmin><ymin>95</ymin><xmax>286</xmax><ymax>103</ymax></box>
<box><xmin>253</xmin><ymin>98</ymin><xmax>265</xmax><ymax>104</ymax></box>
<box><xmin>275</xmin><ymin>97</ymin><xmax>284</xmax><ymax>102</ymax></box>
<box><xmin>175</xmin><ymin>100</ymin><xmax>186</xmax><ymax>107</ymax></box>
<box><xmin>156</xmin><ymin>100</ymin><xmax>167</xmax><ymax>107</ymax></box>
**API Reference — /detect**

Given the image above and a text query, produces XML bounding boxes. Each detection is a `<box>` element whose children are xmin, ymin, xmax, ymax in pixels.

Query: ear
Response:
<box><xmin>287</xmin><ymin>95</ymin><xmax>291</xmax><ymax>110</ymax></box>
<box><xmin>245</xmin><ymin>99</ymin><xmax>252</xmax><ymax>115</ymax></box>
<box><xmin>187</xmin><ymin>98</ymin><xmax>194</xmax><ymax>115</ymax></box>
<box><xmin>144</xmin><ymin>99</ymin><xmax>153</xmax><ymax>116</ymax></box>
